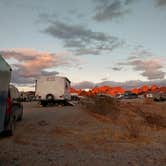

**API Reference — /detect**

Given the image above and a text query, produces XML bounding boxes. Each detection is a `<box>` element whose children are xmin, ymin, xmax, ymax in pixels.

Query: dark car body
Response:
<box><xmin>123</xmin><ymin>91</ymin><xmax>138</xmax><ymax>99</ymax></box>
<box><xmin>10</xmin><ymin>85</ymin><xmax>23</xmax><ymax>121</ymax></box>
<box><xmin>0</xmin><ymin>55</ymin><xmax>23</xmax><ymax>136</ymax></box>
<box><xmin>154</xmin><ymin>93</ymin><xmax>166</xmax><ymax>102</ymax></box>
<box><xmin>0</xmin><ymin>85</ymin><xmax>23</xmax><ymax>136</ymax></box>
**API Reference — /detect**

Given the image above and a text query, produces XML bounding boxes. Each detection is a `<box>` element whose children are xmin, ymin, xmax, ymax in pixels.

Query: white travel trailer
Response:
<box><xmin>35</xmin><ymin>75</ymin><xmax>71</xmax><ymax>106</ymax></box>
<box><xmin>0</xmin><ymin>55</ymin><xmax>13</xmax><ymax>135</ymax></box>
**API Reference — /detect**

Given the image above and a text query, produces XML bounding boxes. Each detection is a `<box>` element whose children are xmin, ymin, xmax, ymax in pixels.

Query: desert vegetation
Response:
<box><xmin>80</xmin><ymin>96</ymin><xmax>166</xmax><ymax>140</ymax></box>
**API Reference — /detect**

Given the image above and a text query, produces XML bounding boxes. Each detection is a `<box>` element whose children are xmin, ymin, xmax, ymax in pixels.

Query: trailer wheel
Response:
<box><xmin>46</xmin><ymin>94</ymin><xmax>54</xmax><ymax>101</ymax></box>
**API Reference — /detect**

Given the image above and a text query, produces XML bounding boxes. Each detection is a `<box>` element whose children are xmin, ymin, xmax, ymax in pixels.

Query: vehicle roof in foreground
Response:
<box><xmin>0</xmin><ymin>55</ymin><xmax>12</xmax><ymax>71</ymax></box>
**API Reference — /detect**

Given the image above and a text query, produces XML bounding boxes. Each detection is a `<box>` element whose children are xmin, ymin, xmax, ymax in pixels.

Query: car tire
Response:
<box><xmin>17</xmin><ymin>106</ymin><xmax>23</xmax><ymax>121</ymax></box>
<box><xmin>5</xmin><ymin>116</ymin><xmax>15</xmax><ymax>136</ymax></box>
<box><xmin>17</xmin><ymin>112</ymin><xmax>23</xmax><ymax>121</ymax></box>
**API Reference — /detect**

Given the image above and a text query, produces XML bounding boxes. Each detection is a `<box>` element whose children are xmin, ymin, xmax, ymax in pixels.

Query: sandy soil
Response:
<box><xmin>0</xmin><ymin>100</ymin><xmax>166</xmax><ymax>166</ymax></box>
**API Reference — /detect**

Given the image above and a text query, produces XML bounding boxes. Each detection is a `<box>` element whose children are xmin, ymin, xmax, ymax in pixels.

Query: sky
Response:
<box><xmin>0</xmin><ymin>0</ymin><xmax>166</xmax><ymax>90</ymax></box>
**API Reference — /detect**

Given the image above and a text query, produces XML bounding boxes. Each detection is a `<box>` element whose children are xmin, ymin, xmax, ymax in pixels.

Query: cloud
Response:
<box><xmin>118</xmin><ymin>58</ymin><xmax>166</xmax><ymax>80</ymax></box>
<box><xmin>93</xmin><ymin>0</ymin><xmax>135</xmax><ymax>22</ymax></box>
<box><xmin>44</xmin><ymin>21</ymin><xmax>110</xmax><ymax>41</ymax></box>
<box><xmin>101</xmin><ymin>77</ymin><xmax>108</xmax><ymax>81</ymax></box>
<box><xmin>155</xmin><ymin>0</ymin><xmax>166</xmax><ymax>6</ymax></box>
<box><xmin>128</xmin><ymin>49</ymin><xmax>154</xmax><ymax>60</ymax></box>
<box><xmin>0</xmin><ymin>48</ymin><xmax>80</xmax><ymax>84</ymax></box>
<box><xmin>129</xmin><ymin>59</ymin><xmax>165</xmax><ymax>80</ymax></box>
<box><xmin>75</xmin><ymin>48</ymin><xmax>101</xmax><ymax>56</ymax></box>
<box><xmin>72</xmin><ymin>81</ymin><xmax>95</xmax><ymax>89</ymax></box>
<box><xmin>112</xmin><ymin>67</ymin><xmax>122</xmax><ymax>71</ymax></box>
<box><xmin>41</xmin><ymin>71</ymin><xmax>59</xmax><ymax>76</ymax></box>
<box><xmin>141</xmin><ymin>70</ymin><xmax>165</xmax><ymax>80</ymax></box>
<box><xmin>64</xmin><ymin>40</ymin><xmax>85</xmax><ymax>48</ymax></box>
<box><xmin>113</xmin><ymin>48</ymin><xmax>166</xmax><ymax>80</ymax></box>
<box><xmin>43</xmin><ymin>20</ymin><xmax>123</xmax><ymax>55</ymax></box>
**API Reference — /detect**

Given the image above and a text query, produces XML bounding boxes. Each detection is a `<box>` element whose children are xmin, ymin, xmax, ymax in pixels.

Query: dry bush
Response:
<box><xmin>131</xmin><ymin>107</ymin><xmax>166</xmax><ymax>129</ymax></box>
<box><xmin>125</xmin><ymin>119</ymin><xmax>141</xmax><ymax>138</ymax></box>
<box><xmin>80</xmin><ymin>96</ymin><xmax>120</xmax><ymax>120</ymax></box>
<box><xmin>143</xmin><ymin>98</ymin><xmax>153</xmax><ymax>104</ymax></box>
<box><xmin>143</xmin><ymin>113</ymin><xmax>166</xmax><ymax>128</ymax></box>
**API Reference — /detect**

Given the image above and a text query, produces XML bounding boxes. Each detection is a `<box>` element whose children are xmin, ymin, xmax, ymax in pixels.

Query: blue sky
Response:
<box><xmin>0</xmin><ymin>0</ymin><xmax>166</xmax><ymax>90</ymax></box>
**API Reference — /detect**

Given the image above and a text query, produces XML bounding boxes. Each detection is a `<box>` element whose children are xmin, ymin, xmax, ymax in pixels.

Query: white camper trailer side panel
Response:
<box><xmin>0</xmin><ymin>55</ymin><xmax>11</xmax><ymax>133</ymax></box>
<box><xmin>36</xmin><ymin>76</ymin><xmax>70</xmax><ymax>101</ymax></box>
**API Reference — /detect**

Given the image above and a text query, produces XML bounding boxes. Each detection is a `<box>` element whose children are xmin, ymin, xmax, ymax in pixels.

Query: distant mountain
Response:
<box><xmin>72</xmin><ymin>79</ymin><xmax>166</xmax><ymax>90</ymax></box>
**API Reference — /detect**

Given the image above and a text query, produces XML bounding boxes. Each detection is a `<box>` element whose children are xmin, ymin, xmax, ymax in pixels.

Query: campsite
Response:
<box><xmin>0</xmin><ymin>98</ymin><xmax>166</xmax><ymax>166</ymax></box>
<box><xmin>0</xmin><ymin>54</ymin><xmax>166</xmax><ymax>166</ymax></box>
<box><xmin>0</xmin><ymin>0</ymin><xmax>166</xmax><ymax>165</ymax></box>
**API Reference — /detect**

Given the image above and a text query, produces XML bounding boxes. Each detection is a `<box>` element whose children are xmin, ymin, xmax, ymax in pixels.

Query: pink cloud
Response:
<box><xmin>0</xmin><ymin>48</ymin><xmax>80</xmax><ymax>84</ymax></box>
<box><xmin>118</xmin><ymin>58</ymin><xmax>166</xmax><ymax>80</ymax></box>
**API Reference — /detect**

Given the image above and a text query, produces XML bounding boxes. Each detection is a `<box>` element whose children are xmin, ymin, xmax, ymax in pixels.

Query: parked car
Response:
<box><xmin>115</xmin><ymin>93</ymin><xmax>124</xmax><ymax>99</ymax></box>
<box><xmin>0</xmin><ymin>55</ymin><xmax>23</xmax><ymax>136</ymax></box>
<box><xmin>146</xmin><ymin>93</ymin><xmax>153</xmax><ymax>98</ymax></box>
<box><xmin>10</xmin><ymin>85</ymin><xmax>23</xmax><ymax>121</ymax></box>
<box><xmin>1</xmin><ymin>85</ymin><xmax>23</xmax><ymax>136</ymax></box>
<box><xmin>123</xmin><ymin>91</ymin><xmax>138</xmax><ymax>99</ymax></box>
<box><xmin>154</xmin><ymin>93</ymin><xmax>166</xmax><ymax>102</ymax></box>
<box><xmin>71</xmin><ymin>93</ymin><xmax>80</xmax><ymax>101</ymax></box>
<box><xmin>0</xmin><ymin>55</ymin><xmax>14</xmax><ymax>136</ymax></box>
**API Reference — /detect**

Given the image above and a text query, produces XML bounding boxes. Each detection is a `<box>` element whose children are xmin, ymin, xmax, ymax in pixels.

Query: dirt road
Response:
<box><xmin>0</xmin><ymin>102</ymin><xmax>166</xmax><ymax>166</ymax></box>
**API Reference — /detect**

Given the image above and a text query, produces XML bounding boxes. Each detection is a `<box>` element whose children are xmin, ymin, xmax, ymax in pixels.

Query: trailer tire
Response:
<box><xmin>46</xmin><ymin>94</ymin><xmax>54</xmax><ymax>101</ymax></box>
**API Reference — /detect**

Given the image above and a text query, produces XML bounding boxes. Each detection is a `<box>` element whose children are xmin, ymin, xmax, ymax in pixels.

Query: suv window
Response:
<box><xmin>9</xmin><ymin>85</ymin><xmax>20</xmax><ymax>100</ymax></box>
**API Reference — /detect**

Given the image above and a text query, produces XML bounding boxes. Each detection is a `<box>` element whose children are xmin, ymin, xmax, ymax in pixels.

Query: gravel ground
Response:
<box><xmin>0</xmin><ymin>101</ymin><xmax>166</xmax><ymax>166</ymax></box>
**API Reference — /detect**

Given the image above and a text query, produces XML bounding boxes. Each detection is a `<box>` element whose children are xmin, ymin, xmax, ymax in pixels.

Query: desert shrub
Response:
<box><xmin>144</xmin><ymin>113</ymin><xmax>166</xmax><ymax>128</ymax></box>
<box><xmin>125</xmin><ymin>119</ymin><xmax>141</xmax><ymax>138</ymax></box>
<box><xmin>143</xmin><ymin>98</ymin><xmax>153</xmax><ymax>104</ymax></box>
<box><xmin>132</xmin><ymin>108</ymin><xmax>166</xmax><ymax>129</ymax></box>
<box><xmin>81</xmin><ymin>96</ymin><xmax>120</xmax><ymax>119</ymax></box>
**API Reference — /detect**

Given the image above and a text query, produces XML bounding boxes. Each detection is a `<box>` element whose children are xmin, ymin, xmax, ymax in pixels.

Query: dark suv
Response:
<box><xmin>10</xmin><ymin>85</ymin><xmax>23</xmax><ymax>121</ymax></box>
<box><xmin>154</xmin><ymin>93</ymin><xmax>166</xmax><ymax>102</ymax></box>
<box><xmin>3</xmin><ymin>85</ymin><xmax>23</xmax><ymax>136</ymax></box>
<box><xmin>123</xmin><ymin>91</ymin><xmax>138</xmax><ymax>99</ymax></box>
